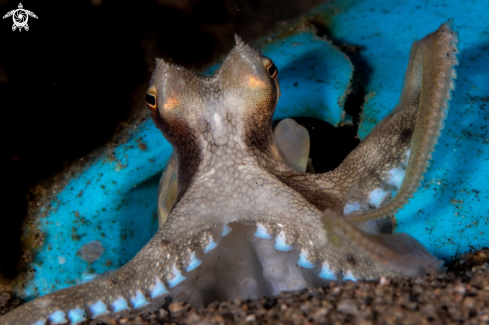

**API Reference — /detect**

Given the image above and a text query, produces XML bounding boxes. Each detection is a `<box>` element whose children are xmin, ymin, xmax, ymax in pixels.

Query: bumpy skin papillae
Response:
<box><xmin>256</xmin><ymin>22</ymin><xmax>458</xmax><ymax>224</ymax></box>
<box><xmin>1</xmin><ymin>26</ymin><xmax>451</xmax><ymax>325</ymax></box>
<box><xmin>157</xmin><ymin>118</ymin><xmax>310</xmax><ymax>225</ymax></box>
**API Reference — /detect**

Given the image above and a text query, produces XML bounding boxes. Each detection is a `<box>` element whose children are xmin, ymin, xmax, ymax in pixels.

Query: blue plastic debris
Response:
<box><xmin>23</xmin><ymin>118</ymin><xmax>171</xmax><ymax>298</ymax></box>
<box><xmin>18</xmin><ymin>0</ymin><xmax>489</xmax><ymax>300</ymax></box>
<box><xmin>262</xmin><ymin>31</ymin><xmax>354</xmax><ymax>126</ymax></box>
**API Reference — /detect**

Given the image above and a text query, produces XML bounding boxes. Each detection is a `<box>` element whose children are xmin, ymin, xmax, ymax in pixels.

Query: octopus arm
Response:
<box><xmin>0</xmin><ymin>234</ymin><xmax>177</xmax><ymax>325</ymax></box>
<box><xmin>326</xmin><ymin>21</ymin><xmax>459</xmax><ymax>222</ymax></box>
<box><xmin>322</xmin><ymin>210</ymin><xmax>444</xmax><ymax>277</ymax></box>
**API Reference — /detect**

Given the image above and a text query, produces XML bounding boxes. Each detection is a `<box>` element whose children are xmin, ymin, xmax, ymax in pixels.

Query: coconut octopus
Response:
<box><xmin>0</xmin><ymin>21</ymin><xmax>459</xmax><ymax>325</ymax></box>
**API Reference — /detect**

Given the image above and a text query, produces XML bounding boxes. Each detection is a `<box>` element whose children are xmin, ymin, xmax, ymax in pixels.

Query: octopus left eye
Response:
<box><xmin>145</xmin><ymin>84</ymin><xmax>157</xmax><ymax>111</ymax></box>
<box><xmin>146</xmin><ymin>93</ymin><xmax>156</xmax><ymax>106</ymax></box>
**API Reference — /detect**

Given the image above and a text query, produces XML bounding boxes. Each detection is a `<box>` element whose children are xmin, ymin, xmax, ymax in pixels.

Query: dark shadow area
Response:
<box><xmin>0</xmin><ymin>0</ymin><xmax>327</xmax><ymax>279</ymax></box>
<box><xmin>289</xmin><ymin>117</ymin><xmax>360</xmax><ymax>173</ymax></box>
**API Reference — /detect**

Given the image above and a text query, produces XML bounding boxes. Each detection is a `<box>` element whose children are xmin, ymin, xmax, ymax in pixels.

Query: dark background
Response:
<box><xmin>0</xmin><ymin>0</ymin><xmax>362</xmax><ymax>280</ymax></box>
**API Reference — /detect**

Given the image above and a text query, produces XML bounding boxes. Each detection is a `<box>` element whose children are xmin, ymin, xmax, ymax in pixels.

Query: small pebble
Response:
<box><xmin>169</xmin><ymin>301</ymin><xmax>190</xmax><ymax>317</ymax></box>
<box><xmin>245</xmin><ymin>314</ymin><xmax>256</xmax><ymax>322</ymax></box>
<box><xmin>159</xmin><ymin>308</ymin><xmax>169</xmax><ymax>317</ymax></box>
<box><xmin>337</xmin><ymin>299</ymin><xmax>358</xmax><ymax>315</ymax></box>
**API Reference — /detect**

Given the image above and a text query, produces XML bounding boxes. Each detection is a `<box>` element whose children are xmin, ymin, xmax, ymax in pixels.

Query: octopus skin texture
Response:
<box><xmin>0</xmin><ymin>21</ymin><xmax>459</xmax><ymax>325</ymax></box>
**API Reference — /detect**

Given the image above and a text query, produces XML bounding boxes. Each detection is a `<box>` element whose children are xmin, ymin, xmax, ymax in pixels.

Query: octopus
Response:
<box><xmin>0</xmin><ymin>21</ymin><xmax>459</xmax><ymax>325</ymax></box>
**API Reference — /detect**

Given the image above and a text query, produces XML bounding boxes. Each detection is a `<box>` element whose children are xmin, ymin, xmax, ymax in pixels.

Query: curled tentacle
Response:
<box><xmin>258</xmin><ymin>22</ymin><xmax>459</xmax><ymax>228</ymax></box>
<box><xmin>348</xmin><ymin>21</ymin><xmax>459</xmax><ymax>222</ymax></box>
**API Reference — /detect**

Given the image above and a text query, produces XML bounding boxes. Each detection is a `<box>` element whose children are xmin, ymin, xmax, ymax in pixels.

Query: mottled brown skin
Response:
<box><xmin>0</xmin><ymin>22</ymin><xmax>458</xmax><ymax>325</ymax></box>
<box><xmin>157</xmin><ymin>118</ymin><xmax>310</xmax><ymax>224</ymax></box>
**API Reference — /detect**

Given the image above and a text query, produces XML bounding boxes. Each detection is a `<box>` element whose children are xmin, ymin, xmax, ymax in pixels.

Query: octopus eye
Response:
<box><xmin>268</xmin><ymin>63</ymin><xmax>277</xmax><ymax>78</ymax></box>
<box><xmin>146</xmin><ymin>93</ymin><xmax>156</xmax><ymax>106</ymax></box>
<box><xmin>145</xmin><ymin>85</ymin><xmax>157</xmax><ymax>111</ymax></box>
<box><xmin>262</xmin><ymin>57</ymin><xmax>278</xmax><ymax>78</ymax></box>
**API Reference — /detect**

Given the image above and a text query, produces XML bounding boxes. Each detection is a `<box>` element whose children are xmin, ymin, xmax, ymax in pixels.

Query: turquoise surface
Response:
<box><xmin>24</xmin><ymin>118</ymin><xmax>171</xmax><ymax>298</ymax></box>
<box><xmin>264</xmin><ymin>31</ymin><xmax>353</xmax><ymax>126</ymax></box>
<box><xmin>20</xmin><ymin>0</ymin><xmax>489</xmax><ymax>299</ymax></box>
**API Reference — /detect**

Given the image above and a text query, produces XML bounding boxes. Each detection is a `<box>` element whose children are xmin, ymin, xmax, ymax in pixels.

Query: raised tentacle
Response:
<box><xmin>253</xmin><ymin>22</ymin><xmax>459</xmax><ymax>226</ymax></box>
<box><xmin>347</xmin><ymin>21</ymin><xmax>459</xmax><ymax>222</ymax></box>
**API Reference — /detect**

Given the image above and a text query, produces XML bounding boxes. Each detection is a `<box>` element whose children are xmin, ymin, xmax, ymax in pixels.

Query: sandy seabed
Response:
<box><xmin>2</xmin><ymin>249</ymin><xmax>487</xmax><ymax>325</ymax></box>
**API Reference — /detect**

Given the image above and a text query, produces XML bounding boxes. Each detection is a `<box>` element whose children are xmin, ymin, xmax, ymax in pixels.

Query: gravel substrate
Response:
<box><xmin>4</xmin><ymin>250</ymin><xmax>487</xmax><ymax>325</ymax></box>
<box><xmin>94</xmin><ymin>263</ymin><xmax>489</xmax><ymax>325</ymax></box>
<box><xmin>0</xmin><ymin>249</ymin><xmax>487</xmax><ymax>325</ymax></box>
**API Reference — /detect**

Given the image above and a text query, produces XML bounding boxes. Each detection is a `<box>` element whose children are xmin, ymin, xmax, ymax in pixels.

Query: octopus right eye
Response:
<box><xmin>262</xmin><ymin>56</ymin><xmax>278</xmax><ymax>79</ymax></box>
<box><xmin>267</xmin><ymin>63</ymin><xmax>277</xmax><ymax>78</ymax></box>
